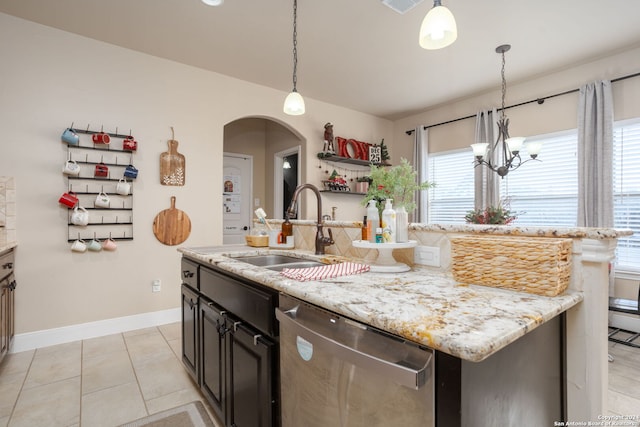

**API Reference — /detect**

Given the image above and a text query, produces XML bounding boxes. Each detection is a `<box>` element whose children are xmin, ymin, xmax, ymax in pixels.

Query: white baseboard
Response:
<box><xmin>609</xmin><ymin>311</ymin><xmax>640</xmax><ymax>333</ymax></box>
<box><xmin>11</xmin><ymin>308</ymin><xmax>181</xmax><ymax>353</ymax></box>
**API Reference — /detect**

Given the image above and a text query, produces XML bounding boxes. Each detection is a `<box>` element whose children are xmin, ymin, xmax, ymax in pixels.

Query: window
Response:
<box><xmin>500</xmin><ymin>131</ymin><xmax>578</xmax><ymax>227</ymax></box>
<box><xmin>613</xmin><ymin>119</ymin><xmax>640</xmax><ymax>273</ymax></box>
<box><xmin>425</xmin><ymin>120</ymin><xmax>639</xmax><ymax>274</ymax></box>
<box><xmin>427</xmin><ymin>149</ymin><xmax>475</xmax><ymax>224</ymax></box>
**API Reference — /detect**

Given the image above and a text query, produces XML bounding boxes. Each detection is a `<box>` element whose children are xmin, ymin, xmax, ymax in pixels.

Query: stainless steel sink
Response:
<box><xmin>265</xmin><ymin>261</ymin><xmax>325</xmax><ymax>272</ymax></box>
<box><xmin>231</xmin><ymin>255</ymin><xmax>325</xmax><ymax>271</ymax></box>
<box><xmin>232</xmin><ymin>254</ymin><xmax>308</xmax><ymax>266</ymax></box>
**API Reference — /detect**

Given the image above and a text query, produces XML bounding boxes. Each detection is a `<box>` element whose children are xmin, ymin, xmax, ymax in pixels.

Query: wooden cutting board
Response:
<box><xmin>160</xmin><ymin>128</ymin><xmax>185</xmax><ymax>186</ymax></box>
<box><xmin>153</xmin><ymin>196</ymin><xmax>191</xmax><ymax>246</ymax></box>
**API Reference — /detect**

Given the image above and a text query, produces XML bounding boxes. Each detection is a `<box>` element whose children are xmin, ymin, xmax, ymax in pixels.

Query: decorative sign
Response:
<box><xmin>369</xmin><ymin>146</ymin><xmax>382</xmax><ymax>164</ymax></box>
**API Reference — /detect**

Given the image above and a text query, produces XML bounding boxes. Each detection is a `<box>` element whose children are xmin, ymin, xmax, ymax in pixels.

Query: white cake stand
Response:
<box><xmin>352</xmin><ymin>240</ymin><xmax>417</xmax><ymax>272</ymax></box>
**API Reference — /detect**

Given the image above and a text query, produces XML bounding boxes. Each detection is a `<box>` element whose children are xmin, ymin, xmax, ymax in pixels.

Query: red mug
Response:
<box><xmin>92</xmin><ymin>132</ymin><xmax>110</xmax><ymax>144</ymax></box>
<box><xmin>123</xmin><ymin>137</ymin><xmax>137</xmax><ymax>151</ymax></box>
<box><xmin>59</xmin><ymin>191</ymin><xmax>79</xmax><ymax>208</ymax></box>
<box><xmin>94</xmin><ymin>163</ymin><xmax>109</xmax><ymax>177</ymax></box>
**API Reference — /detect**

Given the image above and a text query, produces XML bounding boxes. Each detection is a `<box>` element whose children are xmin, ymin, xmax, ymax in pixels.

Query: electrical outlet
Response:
<box><xmin>414</xmin><ymin>246</ymin><xmax>440</xmax><ymax>267</ymax></box>
<box><xmin>152</xmin><ymin>279</ymin><xmax>161</xmax><ymax>292</ymax></box>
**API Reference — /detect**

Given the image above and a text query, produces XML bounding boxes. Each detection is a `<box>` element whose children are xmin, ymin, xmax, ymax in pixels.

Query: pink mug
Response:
<box><xmin>102</xmin><ymin>238</ymin><xmax>117</xmax><ymax>251</ymax></box>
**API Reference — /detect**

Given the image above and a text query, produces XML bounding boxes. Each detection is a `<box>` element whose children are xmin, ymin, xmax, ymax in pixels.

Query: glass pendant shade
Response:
<box><xmin>419</xmin><ymin>3</ymin><xmax>457</xmax><ymax>50</ymax></box>
<box><xmin>526</xmin><ymin>141</ymin><xmax>543</xmax><ymax>157</ymax></box>
<box><xmin>471</xmin><ymin>143</ymin><xmax>489</xmax><ymax>158</ymax></box>
<box><xmin>506</xmin><ymin>137</ymin><xmax>525</xmax><ymax>154</ymax></box>
<box><xmin>201</xmin><ymin>0</ymin><xmax>223</xmax><ymax>5</ymax></box>
<box><xmin>283</xmin><ymin>90</ymin><xmax>305</xmax><ymax>115</ymax></box>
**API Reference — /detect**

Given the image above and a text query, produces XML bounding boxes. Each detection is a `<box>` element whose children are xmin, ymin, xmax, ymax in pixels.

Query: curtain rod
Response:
<box><xmin>405</xmin><ymin>71</ymin><xmax>640</xmax><ymax>135</ymax></box>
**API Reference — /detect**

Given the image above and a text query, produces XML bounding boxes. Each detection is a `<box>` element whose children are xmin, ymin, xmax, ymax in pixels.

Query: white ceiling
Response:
<box><xmin>1</xmin><ymin>0</ymin><xmax>640</xmax><ymax>120</ymax></box>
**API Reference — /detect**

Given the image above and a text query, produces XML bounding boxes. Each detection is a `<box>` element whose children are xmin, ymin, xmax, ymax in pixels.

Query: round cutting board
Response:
<box><xmin>153</xmin><ymin>196</ymin><xmax>191</xmax><ymax>246</ymax></box>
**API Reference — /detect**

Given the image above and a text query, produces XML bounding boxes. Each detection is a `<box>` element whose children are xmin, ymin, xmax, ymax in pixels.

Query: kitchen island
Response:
<box><xmin>180</xmin><ymin>245</ymin><xmax>581</xmax><ymax>362</ymax></box>
<box><xmin>179</xmin><ymin>224</ymin><xmax>630</xmax><ymax>425</ymax></box>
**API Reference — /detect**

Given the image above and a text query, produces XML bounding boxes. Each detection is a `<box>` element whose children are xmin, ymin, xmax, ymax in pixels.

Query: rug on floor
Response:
<box><xmin>119</xmin><ymin>401</ymin><xmax>215</xmax><ymax>427</ymax></box>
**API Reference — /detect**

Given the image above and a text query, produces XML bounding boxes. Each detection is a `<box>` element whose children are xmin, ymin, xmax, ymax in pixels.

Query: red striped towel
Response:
<box><xmin>280</xmin><ymin>262</ymin><xmax>370</xmax><ymax>281</ymax></box>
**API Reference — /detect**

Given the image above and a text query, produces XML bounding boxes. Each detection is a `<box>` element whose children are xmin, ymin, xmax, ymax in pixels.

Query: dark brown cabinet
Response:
<box><xmin>181</xmin><ymin>284</ymin><xmax>198</xmax><ymax>382</ymax></box>
<box><xmin>0</xmin><ymin>247</ymin><xmax>16</xmax><ymax>364</ymax></box>
<box><xmin>199</xmin><ymin>298</ymin><xmax>226</xmax><ymax>421</ymax></box>
<box><xmin>181</xmin><ymin>256</ymin><xmax>279</xmax><ymax>427</ymax></box>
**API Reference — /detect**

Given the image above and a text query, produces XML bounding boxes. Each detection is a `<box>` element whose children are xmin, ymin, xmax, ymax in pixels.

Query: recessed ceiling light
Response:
<box><xmin>382</xmin><ymin>0</ymin><xmax>424</xmax><ymax>14</ymax></box>
<box><xmin>201</xmin><ymin>0</ymin><xmax>224</xmax><ymax>6</ymax></box>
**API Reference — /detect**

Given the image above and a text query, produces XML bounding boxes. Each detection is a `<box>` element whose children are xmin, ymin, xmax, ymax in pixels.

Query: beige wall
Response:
<box><xmin>392</xmin><ymin>46</ymin><xmax>640</xmax><ymax>156</ymax></box>
<box><xmin>0</xmin><ymin>13</ymin><xmax>392</xmax><ymax>334</ymax></box>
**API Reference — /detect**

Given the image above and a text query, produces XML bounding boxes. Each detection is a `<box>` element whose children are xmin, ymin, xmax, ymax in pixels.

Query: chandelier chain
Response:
<box><xmin>500</xmin><ymin>49</ymin><xmax>506</xmax><ymax>120</ymax></box>
<box><xmin>291</xmin><ymin>0</ymin><xmax>298</xmax><ymax>91</ymax></box>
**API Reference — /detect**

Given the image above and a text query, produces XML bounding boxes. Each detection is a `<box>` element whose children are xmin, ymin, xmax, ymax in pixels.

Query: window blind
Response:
<box><xmin>427</xmin><ymin>149</ymin><xmax>475</xmax><ymax>224</ymax></box>
<box><xmin>613</xmin><ymin>119</ymin><xmax>640</xmax><ymax>272</ymax></box>
<box><xmin>500</xmin><ymin>131</ymin><xmax>578</xmax><ymax>227</ymax></box>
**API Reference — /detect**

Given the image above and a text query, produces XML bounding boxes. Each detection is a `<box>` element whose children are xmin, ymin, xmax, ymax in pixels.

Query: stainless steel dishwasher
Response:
<box><xmin>276</xmin><ymin>294</ymin><xmax>434</xmax><ymax>427</ymax></box>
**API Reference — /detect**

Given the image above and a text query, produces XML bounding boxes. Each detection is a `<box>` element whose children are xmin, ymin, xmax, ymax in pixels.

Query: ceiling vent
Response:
<box><xmin>381</xmin><ymin>0</ymin><xmax>425</xmax><ymax>14</ymax></box>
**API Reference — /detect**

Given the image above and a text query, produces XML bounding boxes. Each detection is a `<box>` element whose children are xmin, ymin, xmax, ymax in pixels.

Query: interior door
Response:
<box><xmin>223</xmin><ymin>153</ymin><xmax>252</xmax><ymax>244</ymax></box>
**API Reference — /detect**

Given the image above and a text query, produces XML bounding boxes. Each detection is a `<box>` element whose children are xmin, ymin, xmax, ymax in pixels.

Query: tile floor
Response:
<box><xmin>0</xmin><ymin>323</ymin><xmax>222</xmax><ymax>427</ymax></box>
<box><xmin>0</xmin><ymin>323</ymin><xmax>637</xmax><ymax>426</ymax></box>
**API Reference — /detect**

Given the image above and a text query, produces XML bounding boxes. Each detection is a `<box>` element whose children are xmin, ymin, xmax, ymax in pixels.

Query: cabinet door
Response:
<box><xmin>181</xmin><ymin>284</ymin><xmax>198</xmax><ymax>382</ymax></box>
<box><xmin>0</xmin><ymin>280</ymin><xmax>8</xmax><ymax>361</ymax></box>
<box><xmin>200</xmin><ymin>299</ymin><xmax>227</xmax><ymax>424</ymax></box>
<box><xmin>227</xmin><ymin>319</ymin><xmax>276</xmax><ymax>427</ymax></box>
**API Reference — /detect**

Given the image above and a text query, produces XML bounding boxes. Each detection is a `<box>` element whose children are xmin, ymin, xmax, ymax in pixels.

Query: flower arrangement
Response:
<box><xmin>361</xmin><ymin>158</ymin><xmax>433</xmax><ymax>216</ymax></box>
<box><xmin>464</xmin><ymin>204</ymin><xmax>517</xmax><ymax>225</ymax></box>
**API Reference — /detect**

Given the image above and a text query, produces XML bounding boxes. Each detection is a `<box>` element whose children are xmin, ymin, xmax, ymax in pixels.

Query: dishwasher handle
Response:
<box><xmin>275</xmin><ymin>306</ymin><xmax>432</xmax><ymax>390</ymax></box>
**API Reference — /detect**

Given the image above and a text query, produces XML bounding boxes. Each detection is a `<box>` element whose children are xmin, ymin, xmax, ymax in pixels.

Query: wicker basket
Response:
<box><xmin>450</xmin><ymin>236</ymin><xmax>572</xmax><ymax>296</ymax></box>
<box><xmin>245</xmin><ymin>235</ymin><xmax>268</xmax><ymax>247</ymax></box>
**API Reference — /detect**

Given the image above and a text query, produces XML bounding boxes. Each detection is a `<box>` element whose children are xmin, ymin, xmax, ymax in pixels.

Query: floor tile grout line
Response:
<box><xmin>122</xmin><ymin>330</ymin><xmax>152</xmax><ymax>419</ymax></box>
<box><xmin>79</xmin><ymin>340</ymin><xmax>83</xmax><ymax>427</ymax></box>
<box><xmin>6</xmin><ymin>349</ymin><xmax>36</xmax><ymax>425</ymax></box>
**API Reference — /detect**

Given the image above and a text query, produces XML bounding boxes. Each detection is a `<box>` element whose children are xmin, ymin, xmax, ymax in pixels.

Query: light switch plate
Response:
<box><xmin>414</xmin><ymin>245</ymin><xmax>440</xmax><ymax>267</ymax></box>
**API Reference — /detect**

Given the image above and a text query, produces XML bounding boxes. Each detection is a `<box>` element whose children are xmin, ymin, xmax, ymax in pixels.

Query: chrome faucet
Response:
<box><xmin>287</xmin><ymin>183</ymin><xmax>334</xmax><ymax>255</ymax></box>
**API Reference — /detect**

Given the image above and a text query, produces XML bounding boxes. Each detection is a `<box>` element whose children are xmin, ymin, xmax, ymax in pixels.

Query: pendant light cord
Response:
<box><xmin>291</xmin><ymin>0</ymin><xmax>298</xmax><ymax>92</ymax></box>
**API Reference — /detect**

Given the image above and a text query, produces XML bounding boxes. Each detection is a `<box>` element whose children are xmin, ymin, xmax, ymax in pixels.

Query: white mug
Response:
<box><xmin>95</xmin><ymin>192</ymin><xmax>110</xmax><ymax>208</ymax></box>
<box><xmin>71</xmin><ymin>239</ymin><xmax>87</xmax><ymax>252</ymax></box>
<box><xmin>62</xmin><ymin>160</ymin><xmax>81</xmax><ymax>176</ymax></box>
<box><xmin>71</xmin><ymin>206</ymin><xmax>89</xmax><ymax>226</ymax></box>
<box><xmin>116</xmin><ymin>178</ymin><xmax>130</xmax><ymax>195</ymax></box>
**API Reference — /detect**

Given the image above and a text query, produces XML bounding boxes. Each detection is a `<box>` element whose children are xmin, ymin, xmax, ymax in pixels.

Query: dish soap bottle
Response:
<box><xmin>381</xmin><ymin>199</ymin><xmax>396</xmax><ymax>243</ymax></box>
<box><xmin>281</xmin><ymin>215</ymin><xmax>293</xmax><ymax>241</ymax></box>
<box><xmin>366</xmin><ymin>200</ymin><xmax>379</xmax><ymax>243</ymax></box>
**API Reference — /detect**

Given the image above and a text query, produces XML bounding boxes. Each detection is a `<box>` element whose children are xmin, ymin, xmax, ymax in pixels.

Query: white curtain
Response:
<box><xmin>412</xmin><ymin>126</ymin><xmax>429</xmax><ymax>223</ymax></box>
<box><xmin>577</xmin><ymin>80</ymin><xmax>613</xmax><ymax>228</ymax></box>
<box><xmin>474</xmin><ymin>109</ymin><xmax>500</xmax><ymax>209</ymax></box>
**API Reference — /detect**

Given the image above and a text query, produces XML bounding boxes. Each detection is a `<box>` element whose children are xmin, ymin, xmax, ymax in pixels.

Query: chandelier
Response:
<box><xmin>283</xmin><ymin>0</ymin><xmax>305</xmax><ymax>115</ymax></box>
<box><xmin>471</xmin><ymin>44</ymin><xmax>542</xmax><ymax>177</ymax></box>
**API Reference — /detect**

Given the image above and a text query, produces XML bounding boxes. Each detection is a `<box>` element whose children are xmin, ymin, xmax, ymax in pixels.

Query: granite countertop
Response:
<box><xmin>179</xmin><ymin>245</ymin><xmax>583</xmax><ymax>362</ymax></box>
<box><xmin>0</xmin><ymin>241</ymin><xmax>17</xmax><ymax>253</ymax></box>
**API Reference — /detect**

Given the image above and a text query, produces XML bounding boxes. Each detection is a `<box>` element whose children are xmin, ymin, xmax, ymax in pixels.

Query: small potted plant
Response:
<box><xmin>361</xmin><ymin>158</ymin><xmax>433</xmax><ymax>218</ymax></box>
<box><xmin>355</xmin><ymin>176</ymin><xmax>372</xmax><ymax>193</ymax></box>
<box><xmin>464</xmin><ymin>204</ymin><xmax>517</xmax><ymax>225</ymax></box>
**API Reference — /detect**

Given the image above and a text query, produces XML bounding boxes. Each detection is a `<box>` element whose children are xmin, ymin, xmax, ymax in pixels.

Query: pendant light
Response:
<box><xmin>471</xmin><ymin>44</ymin><xmax>542</xmax><ymax>178</ymax></box>
<box><xmin>201</xmin><ymin>0</ymin><xmax>223</xmax><ymax>6</ymax></box>
<box><xmin>284</xmin><ymin>0</ymin><xmax>305</xmax><ymax>115</ymax></box>
<box><xmin>419</xmin><ymin>0</ymin><xmax>457</xmax><ymax>50</ymax></box>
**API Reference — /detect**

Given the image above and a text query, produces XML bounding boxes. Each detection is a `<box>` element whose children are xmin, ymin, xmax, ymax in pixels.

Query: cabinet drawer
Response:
<box><xmin>200</xmin><ymin>266</ymin><xmax>277</xmax><ymax>336</ymax></box>
<box><xmin>181</xmin><ymin>258</ymin><xmax>199</xmax><ymax>290</ymax></box>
